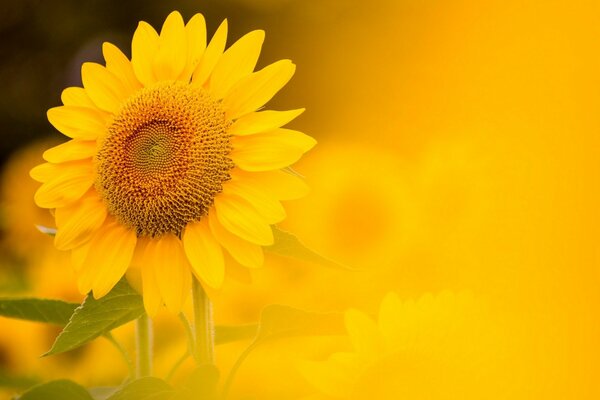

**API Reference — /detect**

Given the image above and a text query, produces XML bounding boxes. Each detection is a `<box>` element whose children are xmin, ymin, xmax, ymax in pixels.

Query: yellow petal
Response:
<box><xmin>131</xmin><ymin>21</ymin><xmax>159</xmax><ymax>86</ymax></box>
<box><xmin>209</xmin><ymin>30</ymin><xmax>265</xmax><ymax>99</ymax></box>
<box><xmin>223</xmin><ymin>180</ymin><xmax>285</xmax><ymax>224</ymax></box>
<box><xmin>78</xmin><ymin>218</ymin><xmax>137</xmax><ymax>298</ymax></box>
<box><xmin>34</xmin><ymin>162</ymin><xmax>95</xmax><ymax>208</ymax></box>
<box><xmin>208</xmin><ymin>211</ymin><xmax>263</xmax><ymax>269</ymax></box>
<box><xmin>102</xmin><ymin>42</ymin><xmax>142</xmax><ymax>94</ymax></box>
<box><xmin>54</xmin><ymin>191</ymin><xmax>107</xmax><ymax>250</ymax></box>
<box><xmin>134</xmin><ymin>238</ymin><xmax>162</xmax><ymax>316</ymax></box>
<box><xmin>214</xmin><ymin>194</ymin><xmax>273</xmax><ymax>246</ymax></box>
<box><xmin>231</xmin><ymin>129</ymin><xmax>316</xmax><ymax>171</ymax></box>
<box><xmin>180</xmin><ymin>13</ymin><xmax>207</xmax><ymax>82</ymax></box>
<box><xmin>61</xmin><ymin>87</ymin><xmax>97</xmax><ymax>108</ymax></box>
<box><xmin>125</xmin><ymin>265</ymin><xmax>142</xmax><ymax>295</ymax></box>
<box><xmin>141</xmin><ymin>265</ymin><xmax>162</xmax><ymax>317</ymax></box>
<box><xmin>30</xmin><ymin>162</ymin><xmax>63</xmax><ymax>183</ymax></box>
<box><xmin>192</xmin><ymin>19</ymin><xmax>228</xmax><ymax>87</ymax></box>
<box><xmin>81</xmin><ymin>62</ymin><xmax>128</xmax><ymax>114</ymax></box>
<box><xmin>222</xmin><ymin>59</ymin><xmax>296</xmax><ymax>119</ymax></box>
<box><xmin>345</xmin><ymin>309</ymin><xmax>383</xmax><ymax>360</ymax></box>
<box><xmin>43</xmin><ymin>139</ymin><xmax>97</xmax><ymax>163</ymax></box>
<box><xmin>71</xmin><ymin>242</ymin><xmax>91</xmax><ymax>274</ymax></box>
<box><xmin>230</xmin><ymin>169</ymin><xmax>309</xmax><ymax>200</ymax></box>
<box><xmin>183</xmin><ymin>219</ymin><xmax>225</xmax><ymax>288</ymax></box>
<box><xmin>153</xmin><ymin>11</ymin><xmax>187</xmax><ymax>81</ymax></box>
<box><xmin>47</xmin><ymin>106</ymin><xmax>107</xmax><ymax>140</ymax></box>
<box><xmin>146</xmin><ymin>235</ymin><xmax>191</xmax><ymax>314</ymax></box>
<box><xmin>229</xmin><ymin>109</ymin><xmax>304</xmax><ymax>136</ymax></box>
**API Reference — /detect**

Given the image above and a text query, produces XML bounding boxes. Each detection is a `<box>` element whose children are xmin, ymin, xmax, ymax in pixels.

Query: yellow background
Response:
<box><xmin>0</xmin><ymin>0</ymin><xmax>599</xmax><ymax>398</ymax></box>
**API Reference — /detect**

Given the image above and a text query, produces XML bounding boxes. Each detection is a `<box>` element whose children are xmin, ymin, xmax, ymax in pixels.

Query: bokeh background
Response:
<box><xmin>1</xmin><ymin>0</ymin><xmax>599</xmax><ymax>399</ymax></box>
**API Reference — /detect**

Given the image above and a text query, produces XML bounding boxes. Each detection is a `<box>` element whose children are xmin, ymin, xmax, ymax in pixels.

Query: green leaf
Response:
<box><xmin>88</xmin><ymin>387</ymin><xmax>117</xmax><ymax>400</ymax></box>
<box><xmin>45</xmin><ymin>279</ymin><xmax>144</xmax><ymax>356</ymax></box>
<box><xmin>222</xmin><ymin>305</ymin><xmax>345</xmax><ymax>398</ymax></box>
<box><xmin>214</xmin><ymin>324</ymin><xmax>258</xmax><ymax>345</ymax></box>
<box><xmin>18</xmin><ymin>380</ymin><xmax>93</xmax><ymax>400</ymax></box>
<box><xmin>0</xmin><ymin>298</ymin><xmax>78</xmax><ymax>325</ymax></box>
<box><xmin>106</xmin><ymin>377</ymin><xmax>173</xmax><ymax>400</ymax></box>
<box><xmin>256</xmin><ymin>304</ymin><xmax>345</xmax><ymax>341</ymax></box>
<box><xmin>0</xmin><ymin>372</ymin><xmax>38</xmax><ymax>389</ymax></box>
<box><xmin>267</xmin><ymin>227</ymin><xmax>351</xmax><ymax>269</ymax></box>
<box><xmin>171</xmin><ymin>365</ymin><xmax>219</xmax><ymax>400</ymax></box>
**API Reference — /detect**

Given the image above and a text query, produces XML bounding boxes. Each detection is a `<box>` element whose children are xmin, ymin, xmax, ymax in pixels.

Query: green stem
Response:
<box><xmin>165</xmin><ymin>350</ymin><xmax>191</xmax><ymax>382</ymax></box>
<box><xmin>104</xmin><ymin>332</ymin><xmax>134</xmax><ymax>378</ymax></box>
<box><xmin>192</xmin><ymin>278</ymin><xmax>215</xmax><ymax>365</ymax></box>
<box><xmin>136</xmin><ymin>313</ymin><xmax>153</xmax><ymax>378</ymax></box>
<box><xmin>179</xmin><ymin>313</ymin><xmax>198</xmax><ymax>363</ymax></box>
<box><xmin>221</xmin><ymin>341</ymin><xmax>259</xmax><ymax>400</ymax></box>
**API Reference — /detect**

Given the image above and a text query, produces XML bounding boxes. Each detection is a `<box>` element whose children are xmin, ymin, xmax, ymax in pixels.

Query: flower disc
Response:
<box><xmin>95</xmin><ymin>81</ymin><xmax>233</xmax><ymax>237</ymax></box>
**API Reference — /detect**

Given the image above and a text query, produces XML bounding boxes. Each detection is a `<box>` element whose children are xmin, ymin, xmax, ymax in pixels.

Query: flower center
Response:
<box><xmin>95</xmin><ymin>82</ymin><xmax>233</xmax><ymax>238</ymax></box>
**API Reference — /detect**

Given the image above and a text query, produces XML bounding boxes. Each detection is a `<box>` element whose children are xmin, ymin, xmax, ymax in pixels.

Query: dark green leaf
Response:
<box><xmin>45</xmin><ymin>279</ymin><xmax>144</xmax><ymax>356</ymax></box>
<box><xmin>106</xmin><ymin>377</ymin><xmax>173</xmax><ymax>400</ymax></box>
<box><xmin>18</xmin><ymin>380</ymin><xmax>93</xmax><ymax>400</ymax></box>
<box><xmin>214</xmin><ymin>324</ymin><xmax>258</xmax><ymax>345</ymax></box>
<box><xmin>267</xmin><ymin>227</ymin><xmax>351</xmax><ymax>269</ymax></box>
<box><xmin>0</xmin><ymin>298</ymin><xmax>78</xmax><ymax>325</ymax></box>
<box><xmin>0</xmin><ymin>372</ymin><xmax>38</xmax><ymax>389</ymax></box>
<box><xmin>171</xmin><ymin>365</ymin><xmax>219</xmax><ymax>400</ymax></box>
<box><xmin>88</xmin><ymin>387</ymin><xmax>118</xmax><ymax>400</ymax></box>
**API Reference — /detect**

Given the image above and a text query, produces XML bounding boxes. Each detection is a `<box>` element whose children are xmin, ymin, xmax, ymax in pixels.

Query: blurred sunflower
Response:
<box><xmin>1</xmin><ymin>140</ymin><xmax>57</xmax><ymax>265</ymax></box>
<box><xmin>30</xmin><ymin>11</ymin><xmax>314</xmax><ymax>315</ymax></box>
<box><xmin>299</xmin><ymin>291</ymin><xmax>510</xmax><ymax>400</ymax></box>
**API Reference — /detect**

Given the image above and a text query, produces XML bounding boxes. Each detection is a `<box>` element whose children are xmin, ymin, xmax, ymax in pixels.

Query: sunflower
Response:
<box><xmin>30</xmin><ymin>11</ymin><xmax>315</xmax><ymax>315</ymax></box>
<box><xmin>299</xmin><ymin>291</ymin><xmax>508</xmax><ymax>400</ymax></box>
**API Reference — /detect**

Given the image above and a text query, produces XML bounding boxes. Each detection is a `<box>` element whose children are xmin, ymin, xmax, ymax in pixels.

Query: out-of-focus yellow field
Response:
<box><xmin>0</xmin><ymin>1</ymin><xmax>599</xmax><ymax>399</ymax></box>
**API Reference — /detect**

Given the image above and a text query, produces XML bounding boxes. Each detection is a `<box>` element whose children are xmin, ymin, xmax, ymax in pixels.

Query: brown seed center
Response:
<box><xmin>95</xmin><ymin>81</ymin><xmax>233</xmax><ymax>237</ymax></box>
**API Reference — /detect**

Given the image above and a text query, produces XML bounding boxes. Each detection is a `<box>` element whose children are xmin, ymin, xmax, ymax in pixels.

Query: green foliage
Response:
<box><xmin>0</xmin><ymin>298</ymin><xmax>78</xmax><ymax>325</ymax></box>
<box><xmin>0</xmin><ymin>372</ymin><xmax>38</xmax><ymax>389</ymax></box>
<box><xmin>45</xmin><ymin>280</ymin><xmax>144</xmax><ymax>356</ymax></box>
<box><xmin>214</xmin><ymin>324</ymin><xmax>258</xmax><ymax>345</ymax></box>
<box><xmin>0</xmin><ymin>228</ymin><xmax>351</xmax><ymax>399</ymax></box>
<box><xmin>17</xmin><ymin>380</ymin><xmax>93</xmax><ymax>400</ymax></box>
<box><xmin>256</xmin><ymin>304</ymin><xmax>345</xmax><ymax>340</ymax></box>
<box><xmin>268</xmin><ymin>227</ymin><xmax>350</xmax><ymax>269</ymax></box>
<box><xmin>105</xmin><ymin>378</ymin><xmax>173</xmax><ymax>400</ymax></box>
<box><xmin>222</xmin><ymin>305</ymin><xmax>346</xmax><ymax>398</ymax></box>
<box><xmin>171</xmin><ymin>365</ymin><xmax>219</xmax><ymax>400</ymax></box>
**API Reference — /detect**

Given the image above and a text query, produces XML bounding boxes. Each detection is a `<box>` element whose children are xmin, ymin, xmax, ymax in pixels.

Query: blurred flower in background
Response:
<box><xmin>299</xmin><ymin>291</ymin><xmax>510</xmax><ymax>400</ymax></box>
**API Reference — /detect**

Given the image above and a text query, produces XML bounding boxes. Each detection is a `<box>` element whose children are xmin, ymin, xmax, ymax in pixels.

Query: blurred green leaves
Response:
<box><xmin>105</xmin><ymin>377</ymin><xmax>173</xmax><ymax>400</ymax></box>
<box><xmin>268</xmin><ymin>227</ymin><xmax>350</xmax><ymax>269</ymax></box>
<box><xmin>17</xmin><ymin>380</ymin><xmax>93</xmax><ymax>400</ymax></box>
<box><xmin>256</xmin><ymin>304</ymin><xmax>345</xmax><ymax>340</ymax></box>
<box><xmin>0</xmin><ymin>298</ymin><xmax>78</xmax><ymax>325</ymax></box>
<box><xmin>222</xmin><ymin>304</ymin><xmax>345</xmax><ymax>398</ymax></box>
<box><xmin>0</xmin><ymin>229</ymin><xmax>349</xmax><ymax>399</ymax></box>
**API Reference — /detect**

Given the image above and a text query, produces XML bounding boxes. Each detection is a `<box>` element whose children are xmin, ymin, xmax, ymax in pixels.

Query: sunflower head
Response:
<box><xmin>96</xmin><ymin>81</ymin><xmax>234</xmax><ymax>238</ymax></box>
<box><xmin>31</xmin><ymin>11</ymin><xmax>315</xmax><ymax>315</ymax></box>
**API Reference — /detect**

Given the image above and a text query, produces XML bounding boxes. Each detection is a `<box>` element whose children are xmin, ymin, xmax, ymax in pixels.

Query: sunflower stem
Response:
<box><xmin>136</xmin><ymin>313</ymin><xmax>153</xmax><ymax>378</ymax></box>
<box><xmin>192</xmin><ymin>278</ymin><xmax>215</xmax><ymax>365</ymax></box>
<box><xmin>104</xmin><ymin>332</ymin><xmax>135</xmax><ymax>378</ymax></box>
